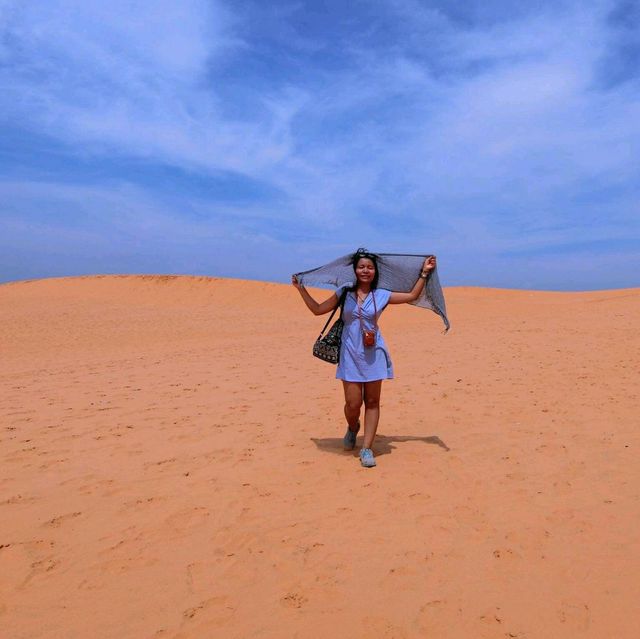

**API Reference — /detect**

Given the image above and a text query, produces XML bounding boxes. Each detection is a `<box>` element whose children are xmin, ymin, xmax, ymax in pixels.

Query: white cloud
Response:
<box><xmin>0</xmin><ymin>0</ymin><xmax>294</xmax><ymax>175</ymax></box>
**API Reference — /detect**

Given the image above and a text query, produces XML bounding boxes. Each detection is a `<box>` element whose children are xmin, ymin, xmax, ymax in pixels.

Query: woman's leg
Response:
<box><xmin>362</xmin><ymin>380</ymin><xmax>382</xmax><ymax>449</ymax></box>
<box><xmin>342</xmin><ymin>381</ymin><xmax>363</xmax><ymax>431</ymax></box>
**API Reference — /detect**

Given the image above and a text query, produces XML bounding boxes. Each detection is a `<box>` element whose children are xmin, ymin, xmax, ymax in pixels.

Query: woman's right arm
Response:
<box><xmin>292</xmin><ymin>276</ymin><xmax>340</xmax><ymax>315</ymax></box>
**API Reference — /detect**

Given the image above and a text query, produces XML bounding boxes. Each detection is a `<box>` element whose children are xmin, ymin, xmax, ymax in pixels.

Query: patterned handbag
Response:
<box><xmin>312</xmin><ymin>290</ymin><xmax>348</xmax><ymax>364</ymax></box>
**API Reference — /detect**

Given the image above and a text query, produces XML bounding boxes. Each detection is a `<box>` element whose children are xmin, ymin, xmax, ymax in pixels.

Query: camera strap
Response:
<box><xmin>357</xmin><ymin>289</ymin><xmax>378</xmax><ymax>336</ymax></box>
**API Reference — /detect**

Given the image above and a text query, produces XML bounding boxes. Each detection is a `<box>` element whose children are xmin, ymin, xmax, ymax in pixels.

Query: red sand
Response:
<box><xmin>1</xmin><ymin>275</ymin><xmax>639</xmax><ymax>638</ymax></box>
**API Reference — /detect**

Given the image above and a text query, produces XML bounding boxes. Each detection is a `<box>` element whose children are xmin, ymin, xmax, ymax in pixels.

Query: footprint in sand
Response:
<box><xmin>22</xmin><ymin>557</ymin><xmax>59</xmax><ymax>586</ymax></box>
<box><xmin>1</xmin><ymin>494</ymin><xmax>38</xmax><ymax>506</ymax></box>
<box><xmin>44</xmin><ymin>511</ymin><xmax>82</xmax><ymax>528</ymax></box>
<box><xmin>366</xmin><ymin>616</ymin><xmax>409</xmax><ymax>638</ymax></box>
<box><xmin>557</xmin><ymin>602</ymin><xmax>590</xmax><ymax>631</ymax></box>
<box><xmin>280</xmin><ymin>592</ymin><xmax>307</xmax><ymax>609</ymax></box>
<box><xmin>3</xmin><ymin>538</ymin><xmax>58</xmax><ymax>588</ymax></box>
<box><xmin>182</xmin><ymin>596</ymin><xmax>234</xmax><ymax>623</ymax></box>
<box><xmin>143</xmin><ymin>457</ymin><xmax>178</xmax><ymax>471</ymax></box>
<box><xmin>415</xmin><ymin>599</ymin><xmax>450</xmax><ymax>633</ymax></box>
<box><xmin>164</xmin><ymin>506</ymin><xmax>210</xmax><ymax>535</ymax></box>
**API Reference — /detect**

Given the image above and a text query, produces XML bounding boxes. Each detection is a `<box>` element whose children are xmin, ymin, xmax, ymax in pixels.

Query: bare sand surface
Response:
<box><xmin>1</xmin><ymin>275</ymin><xmax>639</xmax><ymax>639</ymax></box>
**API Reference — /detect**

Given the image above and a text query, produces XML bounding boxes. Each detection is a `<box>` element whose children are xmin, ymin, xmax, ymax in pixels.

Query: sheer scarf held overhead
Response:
<box><xmin>294</xmin><ymin>252</ymin><xmax>450</xmax><ymax>332</ymax></box>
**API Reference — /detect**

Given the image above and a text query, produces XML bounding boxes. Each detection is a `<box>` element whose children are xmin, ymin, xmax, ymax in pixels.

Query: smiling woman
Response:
<box><xmin>292</xmin><ymin>248</ymin><xmax>436</xmax><ymax>468</ymax></box>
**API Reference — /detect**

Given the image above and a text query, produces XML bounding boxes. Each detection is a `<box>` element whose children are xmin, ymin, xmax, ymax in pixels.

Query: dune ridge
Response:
<box><xmin>1</xmin><ymin>275</ymin><xmax>639</xmax><ymax>638</ymax></box>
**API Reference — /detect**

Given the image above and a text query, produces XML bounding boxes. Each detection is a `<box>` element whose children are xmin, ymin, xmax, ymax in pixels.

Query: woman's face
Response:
<box><xmin>355</xmin><ymin>257</ymin><xmax>376</xmax><ymax>284</ymax></box>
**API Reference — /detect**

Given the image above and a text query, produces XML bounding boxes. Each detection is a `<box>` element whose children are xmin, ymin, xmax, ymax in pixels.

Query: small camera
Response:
<box><xmin>362</xmin><ymin>329</ymin><xmax>376</xmax><ymax>347</ymax></box>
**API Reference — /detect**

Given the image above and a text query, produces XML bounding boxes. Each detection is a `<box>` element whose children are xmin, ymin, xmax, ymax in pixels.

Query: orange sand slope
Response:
<box><xmin>1</xmin><ymin>275</ymin><xmax>639</xmax><ymax>639</ymax></box>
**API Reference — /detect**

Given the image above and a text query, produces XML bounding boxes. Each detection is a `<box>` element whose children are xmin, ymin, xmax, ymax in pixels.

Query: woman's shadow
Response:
<box><xmin>310</xmin><ymin>433</ymin><xmax>449</xmax><ymax>457</ymax></box>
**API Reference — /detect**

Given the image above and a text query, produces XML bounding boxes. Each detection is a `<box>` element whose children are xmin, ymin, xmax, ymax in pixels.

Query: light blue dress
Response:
<box><xmin>335</xmin><ymin>286</ymin><xmax>394</xmax><ymax>382</ymax></box>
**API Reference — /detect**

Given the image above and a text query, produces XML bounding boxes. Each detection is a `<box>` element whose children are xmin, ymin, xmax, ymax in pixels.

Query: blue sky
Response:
<box><xmin>1</xmin><ymin>0</ymin><xmax>638</xmax><ymax>289</ymax></box>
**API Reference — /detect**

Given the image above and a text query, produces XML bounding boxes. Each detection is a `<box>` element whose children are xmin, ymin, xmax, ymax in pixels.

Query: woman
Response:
<box><xmin>292</xmin><ymin>249</ymin><xmax>436</xmax><ymax>468</ymax></box>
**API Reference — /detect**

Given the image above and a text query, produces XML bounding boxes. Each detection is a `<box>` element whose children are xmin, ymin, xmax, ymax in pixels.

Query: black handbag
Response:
<box><xmin>312</xmin><ymin>290</ymin><xmax>348</xmax><ymax>364</ymax></box>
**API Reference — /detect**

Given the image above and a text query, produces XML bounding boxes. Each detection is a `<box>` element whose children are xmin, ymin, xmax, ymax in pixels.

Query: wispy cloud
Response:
<box><xmin>1</xmin><ymin>0</ymin><xmax>638</xmax><ymax>288</ymax></box>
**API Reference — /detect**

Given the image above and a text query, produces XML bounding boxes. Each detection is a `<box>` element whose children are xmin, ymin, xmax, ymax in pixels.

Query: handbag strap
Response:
<box><xmin>357</xmin><ymin>289</ymin><xmax>378</xmax><ymax>333</ymax></box>
<box><xmin>317</xmin><ymin>289</ymin><xmax>347</xmax><ymax>339</ymax></box>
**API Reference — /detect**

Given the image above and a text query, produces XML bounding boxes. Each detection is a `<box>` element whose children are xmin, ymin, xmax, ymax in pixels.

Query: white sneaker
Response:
<box><xmin>359</xmin><ymin>448</ymin><xmax>376</xmax><ymax>468</ymax></box>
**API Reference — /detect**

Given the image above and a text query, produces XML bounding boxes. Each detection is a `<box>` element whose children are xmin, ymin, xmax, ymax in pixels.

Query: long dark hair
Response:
<box><xmin>350</xmin><ymin>248</ymin><xmax>380</xmax><ymax>289</ymax></box>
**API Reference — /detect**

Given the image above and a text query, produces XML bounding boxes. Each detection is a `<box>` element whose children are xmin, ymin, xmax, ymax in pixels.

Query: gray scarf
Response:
<box><xmin>294</xmin><ymin>251</ymin><xmax>450</xmax><ymax>332</ymax></box>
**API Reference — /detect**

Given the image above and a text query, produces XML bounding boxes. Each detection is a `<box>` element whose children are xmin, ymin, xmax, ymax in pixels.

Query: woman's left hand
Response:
<box><xmin>422</xmin><ymin>255</ymin><xmax>436</xmax><ymax>272</ymax></box>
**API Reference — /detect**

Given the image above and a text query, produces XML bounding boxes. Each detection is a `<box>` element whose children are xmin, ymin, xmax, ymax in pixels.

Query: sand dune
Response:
<box><xmin>1</xmin><ymin>275</ymin><xmax>639</xmax><ymax>638</ymax></box>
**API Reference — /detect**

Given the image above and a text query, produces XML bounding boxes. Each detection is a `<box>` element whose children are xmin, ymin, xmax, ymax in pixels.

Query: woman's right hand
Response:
<box><xmin>291</xmin><ymin>275</ymin><xmax>304</xmax><ymax>290</ymax></box>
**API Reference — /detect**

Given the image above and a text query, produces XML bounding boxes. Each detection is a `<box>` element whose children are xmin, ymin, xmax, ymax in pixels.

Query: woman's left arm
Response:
<box><xmin>389</xmin><ymin>256</ymin><xmax>436</xmax><ymax>304</ymax></box>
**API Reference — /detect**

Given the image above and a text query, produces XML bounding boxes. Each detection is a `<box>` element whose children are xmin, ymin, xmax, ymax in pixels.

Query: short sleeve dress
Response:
<box><xmin>335</xmin><ymin>286</ymin><xmax>394</xmax><ymax>382</ymax></box>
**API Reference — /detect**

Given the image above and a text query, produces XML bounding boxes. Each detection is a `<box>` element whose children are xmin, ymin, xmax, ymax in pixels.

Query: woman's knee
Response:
<box><xmin>344</xmin><ymin>398</ymin><xmax>363</xmax><ymax>413</ymax></box>
<box><xmin>363</xmin><ymin>396</ymin><xmax>380</xmax><ymax>410</ymax></box>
